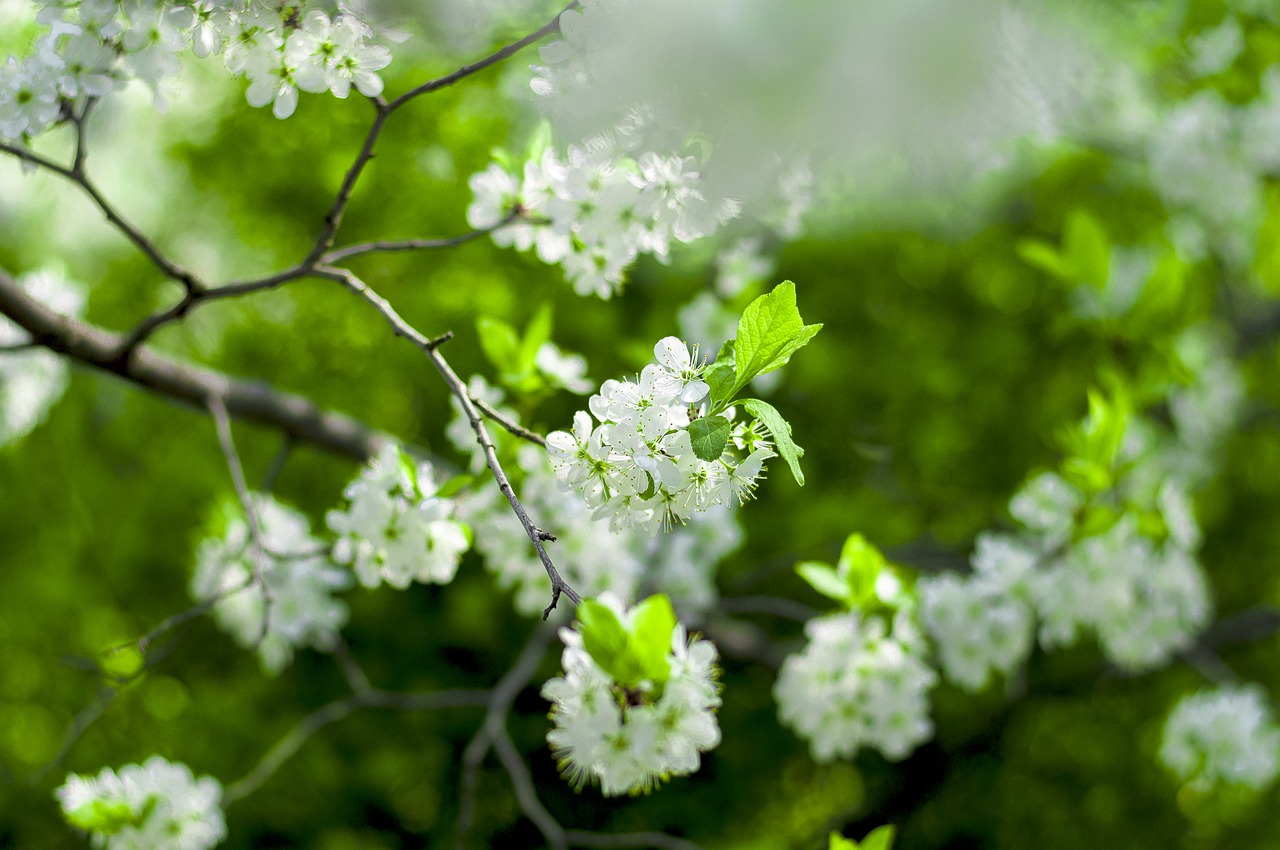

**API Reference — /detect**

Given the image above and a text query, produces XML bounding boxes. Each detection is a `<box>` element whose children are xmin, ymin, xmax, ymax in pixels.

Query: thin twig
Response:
<box><xmin>0</xmin><ymin>142</ymin><xmax>201</xmax><ymax>292</ymax></box>
<box><xmin>321</xmin><ymin>212</ymin><xmax>518</xmax><ymax>264</ymax></box>
<box><xmin>386</xmin><ymin>3</ymin><xmax>579</xmax><ymax>110</ymax></box>
<box><xmin>717</xmin><ymin>596</ymin><xmax>816</xmax><ymax>622</ymax></box>
<box><xmin>475</xmin><ymin>396</ymin><xmax>547</xmax><ymax>448</ymax></box>
<box><xmin>454</xmin><ymin>622</ymin><xmax>559</xmax><ymax>850</ymax></box>
<box><xmin>31</xmin><ymin>685</ymin><xmax>116</xmax><ymax>784</ymax></box>
<box><xmin>260</xmin><ymin>434</ymin><xmax>296</xmax><ymax>491</ymax></box>
<box><xmin>208</xmin><ymin>394</ymin><xmax>274</xmax><ymax>642</ymax></box>
<box><xmin>316</xmin><ymin>265</ymin><xmax>579</xmax><ymax>616</ymax></box>
<box><xmin>221</xmin><ymin>688</ymin><xmax>490</xmax><ymax>806</ymax></box>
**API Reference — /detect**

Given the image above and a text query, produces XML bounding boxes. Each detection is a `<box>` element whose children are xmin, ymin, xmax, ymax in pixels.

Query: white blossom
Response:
<box><xmin>56</xmin><ymin>757</ymin><xmax>225</xmax><ymax>850</ymax></box>
<box><xmin>326</xmin><ymin>444</ymin><xmax>470</xmax><ymax>589</ymax></box>
<box><xmin>0</xmin><ymin>270</ymin><xmax>85</xmax><ymax>446</ymax></box>
<box><xmin>775</xmin><ymin>610</ymin><xmax>937</xmax><ymax>762</ymax></box>
<box><xmin>191</xmin><ymin>494</ymin><xmax>350</xmax><ymax>674</ymax></box>
<box><xmin>1160</xmin><ymin>684</ymin><xmax>1280</xmax><ymax>792</ymax></box>
<box><xmin>547</xmin><ymin>337</ymin><xmax>774</xmax><ymax>533</ymax></box>
<box><xmin>542</xmin><ymin>597</ymin><xmax>721</xmax><ymax>796</ymax></box>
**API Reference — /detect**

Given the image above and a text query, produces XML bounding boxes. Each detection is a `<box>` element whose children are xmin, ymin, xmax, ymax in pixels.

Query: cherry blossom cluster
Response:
<box><xmin>917</xmin><ymin>533</ymin><xmax>1037</xmax><ymax>693</ymax></box>
<box><xmin>545</xmin><ymin>336</ymin><xmax>776</xmax><ymax>534</ymax></box>
<box><xmin>541</xmin><ymin>594</ymin><xmax>721</xmax><ymax>796</ymax></box>
<box><xmin>459</xmin><ymin>441</ymin><xmax>739</xmax><ymax>618</ymax></box>
<box><xmin>0</xmin><ymin>269</ymin><xmax>84</xmax><ymax>446</ymax></box>
<box><xmin>56</xmin><ymin>756</ymin><xmax>225</xmax><ymax>850</ymax></box>
<box><xmin>191</xmin><ymin>493</ymin><xmax>350</xmax><ymax>674</ymax></box>
<box><xmin>1159</xmin><ymin>684</ymin><xmax>1280</xmax><ymax>792</ymax></box>
<box><xmin>326</xmin><ymin>443</ymin><xmax>470</xmax><ymax>590</ymax></box>
<box><xmin>775</xmin><ymin>606</ymin><xmax>937</xmax><ymax>763</ymax></box>
<box><xmin>467</xmin><ymin>146</ymin><xmax>735</xmax><ymax>298</ymax></box>
<box><xmin>2</xmin><ymin>0</ymin><xmax>393</xmax><ymax>138</ymax></box>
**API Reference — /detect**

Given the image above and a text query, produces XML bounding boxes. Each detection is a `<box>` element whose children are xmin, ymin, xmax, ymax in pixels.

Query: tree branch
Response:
<box><xmin>316</xmin><ymin>265</ymin><xmax>580</xmax><ymax>616</ymax></box>
<box><xmin>0</xmin><ymin>141</ymin><xmax>201</xmax><ymax>292</ymax></box>
<box><xmin>221</xmin><ymin>687</ymin><xmax>491</xmax><ymax>806</ymax></box>
<box><xmin>0</xmin><ymin>267</ymin><xmax>387</xmax><ymax>461</ymax></box>
<box><xmin>208</xmin><ymin>394</ymin><xmax>274</xmax><ymax>642</ymax></box>
<box><xmin>386</xmin><ymin>2</ymin><xmax>580</xmax><ymax>110</ymax></box>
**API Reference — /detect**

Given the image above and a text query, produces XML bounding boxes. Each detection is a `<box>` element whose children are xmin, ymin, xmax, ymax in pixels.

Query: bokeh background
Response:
<box><xmin>3</xmin><ymin>0</ymin><xmax>1280</xmax><ymax>847</ymax></box>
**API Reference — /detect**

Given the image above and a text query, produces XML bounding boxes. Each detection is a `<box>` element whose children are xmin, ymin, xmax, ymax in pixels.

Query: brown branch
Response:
<box><xmin>475</xmin><ymin>396</ymin><xmax>547</xmax><ymax>448</ymax></box>
<box><xmin>320</xmin><ymin>215</ymin><xmax>513</xmax><ymax>264</ymax></box>
<box><xmin>303</xmin><ymin>3</ymin><xmax>576</xmax><ymax>264</ymax></box>
<box><xmin>454</xmin><ymin>621</ymin><xmax>559</xmax><ymax>849</ymax></box>
<box><xmin>316</xmin><ymin>265</ymin><xmax>580</xmax><ymax>616</ymax></box>
<box><xmin>0</xmin><ymin>267</ymin><xmax>387</xmax><ymax>461</ymax></box>
<box><xmin>0</xmin><ymin>141</ymin><xmax>201</xmax><ymax>293</ymax></box>
<box><xmin>386</xmin><ymin>2</ymin><xmax>579</xmax><ymax>110</ymax></box>
<box><xmin>209</xmin><ymin>394</ymin><xmax>274</xmax><ymax>642</ymax></box>
<box><xmin>221</xmin><ymin>687</ymin><xmax>491</xmax><ymax>806</ymax></box>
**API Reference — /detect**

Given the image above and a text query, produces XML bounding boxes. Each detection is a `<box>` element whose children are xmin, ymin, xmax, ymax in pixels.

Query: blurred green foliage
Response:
<box><xmin>4</xmin><ymin>1</ymin><xmax>1280</xmax><ymax>848</ymax></box>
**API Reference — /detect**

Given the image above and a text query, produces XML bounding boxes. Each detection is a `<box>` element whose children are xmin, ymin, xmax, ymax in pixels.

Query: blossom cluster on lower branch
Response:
<box><xmin>56</xmin><ymin>757</ymin><xmax>225</xmax><ymax>850</ymax></box>
<box><xmin>1159</xmin><ymin>684</ymin><xmax>1280</xmax><ymax>793</ymax></box>
<box><xmin>191</xmin><ymin>494</ymin><xmax>350</xmax><ymax>675</ymax></box>
<box><xmin>776</xmin><ymin>594</ymin><xmax>937</xmax><ymax>763</ymax></box>
<box><xmin>542</xmin><ymin>594</ymin><xmax>722</xmax><ymax>795</ymax></box>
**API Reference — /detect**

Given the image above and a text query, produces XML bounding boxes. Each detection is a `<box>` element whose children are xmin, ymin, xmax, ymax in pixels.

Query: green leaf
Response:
<box><xmin>740</xmin><ymin>398</ymin><xmax>805</xmax><ymax>486</ymax></box>
<box><xmin>578</xmin><ymin>596</ymin><xmax>678</xmax><ymax>687</ymax></box>
<box><xmin>1016</xmin><ymin>239</ymin><xmax>1069</xmax><ymax>280</ymax></box>
<box><xmin>796</xmin><ymin>561</ymin><xmax>852</xmax><ymax>604</ymax></box>
<box><xmin>837</xmin><ymin>533</ymin><xmax>886</xmax><ymax>605</ymax></box>
<box><xmin>65</xmin><ymin>799</ymin><xmax>142</xmax><ymax>834</ymax></box>
<box><xmin>687</xmin><ymin>415</ymin><xmax>732</xmax><ymax>462</ymax></box>
<box><xmin>860</xmin><ymin>825</ymin><xmax>896</xmax><ymax>850</ymax></box>
<box><xmin>518</xmin><ymin>304</ymin><xmax>554</xmax><ymax>374</ymax></box>
<box><xmin>476</xmin><ymin>317</ymin><xmax>520</xmax><ymax>374</ymax></box>
<box><xmin>435</xmin><ymin>473</ymin><xmax>475</xmax><ymax>500</ymax></box>
<box><xmin>577</xmin><ymin>599</ymin><xmax>632</xmax><ymax>684</ymax></box>
<box><xmin>830</xmin><ymin>833</ymin><xmax>858</xmax><ymax>850</ymax></box>
<box><xmin>628</xmin><ymin>594</ymin><xmax>677</xmax><ymax>683</ymax></box>
<box><xmin>705</xmin><ymin>339</ymin><xmax>737</xmax><ymax>407</ymax></box>
<box><xmin>731</xmin><ymin>282</ymin><xmax>822</xmax><ymax>396</ymax></box>
<box><xmin>1064</xmin><ymin>210</ymin><xmax>1110</xmax><ymax>291</ymax></box>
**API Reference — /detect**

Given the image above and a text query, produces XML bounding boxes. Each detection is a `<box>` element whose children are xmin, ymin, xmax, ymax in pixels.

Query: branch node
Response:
<box><xmin>427</xmin><ymin>330</ymin><xmax>454</xmax><ymax>349</ymax></box>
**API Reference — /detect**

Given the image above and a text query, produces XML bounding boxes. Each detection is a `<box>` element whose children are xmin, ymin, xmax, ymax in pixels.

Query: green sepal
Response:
<box><xmin>740</xmin><ymin>398</ymin><xmax>805</xmax><ymax>485</ymax></box>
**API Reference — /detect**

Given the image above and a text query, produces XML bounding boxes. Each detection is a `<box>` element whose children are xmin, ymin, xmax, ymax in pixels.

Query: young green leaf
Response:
<box><xmin>1064</xmin><ymin>210</ymin><xmax>1110</xmax><ymax>291</ymax></box>
<box><xmin>860</xmin><ymin>825</ymin><xmax>896</xmax><ymax>850</ymax></box>
<box><xmin>837</xmin><ymin>533</ymin><xmax>886</xmax><ymax>605</ymax></box>
<box><xmin>731</xmin><ymin>281</ymin><xmax>822</xmax><ymax>395</ymax></box>
<box><xmin>476</xmin><ymin>317</ymin><xmax>520</xmax><ymax>374</ymax></box>
<box><xmin>435</xmin><ymin>473</ymin><xmax>476</xmax><ymax>499</ymax></box>
<box><xmin>628</xmin><ymin>594</ymin><xmax>677</xmax><ymax>683</ymax></box>
<box><xmin>687</xmin><ymin>415</ymin><xmax>732</xmax><ymax>462</ymax></box>
<box><xmin>740</xmin><ymin>398</ymin><xmax>806</xmax><ymax>485</ymax></box>
<box><xmin>577</xmin><ymin>599</ymin><xmax>633</xmax><ymax>684</ymax></box>
<box><xmin>796</xmin><ymin>561</ymin><xmax>853</xmax><ymax>605</ymax></box>
<box><xmin>518</xmin><ymin>304</ymin><xmax>554</xmax><ymax>375</ymax></box>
